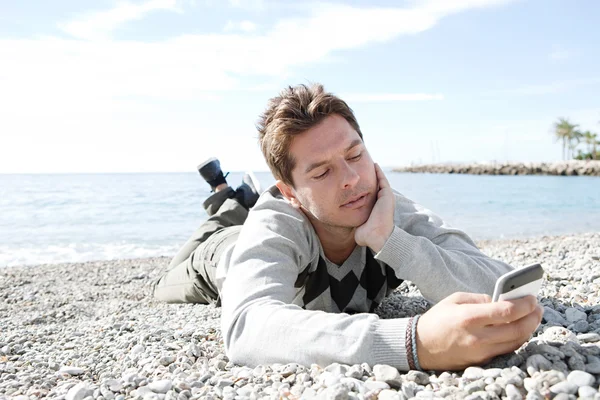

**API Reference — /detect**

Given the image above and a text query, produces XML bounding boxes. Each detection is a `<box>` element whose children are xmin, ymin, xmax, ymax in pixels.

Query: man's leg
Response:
<box><xmin>152</xmin><ymin>159</ymin><xmax>261</xmax><ymax>303</ymax></box>
<box><xmin>152</xmin><ymin>192</ymin><xmax>247</xmax><ymax>303</ymax></box>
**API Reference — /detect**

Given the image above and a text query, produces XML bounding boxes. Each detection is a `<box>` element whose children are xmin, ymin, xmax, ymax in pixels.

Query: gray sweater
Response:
<box><xmin>217</xmin><ymin>185</ymin><xmax>513</xmax><ymax>370</ymax></box>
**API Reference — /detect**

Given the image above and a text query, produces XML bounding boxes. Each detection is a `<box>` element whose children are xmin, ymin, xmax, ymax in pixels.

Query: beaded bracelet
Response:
<box><xmin>405</xmin><ymin>317</ymin><xmax>416</xmax><ymax>370</ymax></box>
<box><xmin>411</xmin><ymin>314</ymin><xmax>422</xmax><ymax>371</ymax></box>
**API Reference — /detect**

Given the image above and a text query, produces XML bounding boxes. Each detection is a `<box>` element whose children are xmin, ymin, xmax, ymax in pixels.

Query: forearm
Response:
<box><xmin>376</xmin><ymin>226</ymin><xmax>513</xmax><ymax>303</ymax></box>
<box><xmin>222</xmin><ymin>298</ymin><xmax>412</xmax><ymax>370</ymax></box>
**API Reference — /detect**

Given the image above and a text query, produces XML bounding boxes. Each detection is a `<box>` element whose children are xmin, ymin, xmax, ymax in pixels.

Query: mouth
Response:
<box><xmin>341</xmin><ymin>192</ymin><xmax>369</xmax><ymax>208</ymax></box>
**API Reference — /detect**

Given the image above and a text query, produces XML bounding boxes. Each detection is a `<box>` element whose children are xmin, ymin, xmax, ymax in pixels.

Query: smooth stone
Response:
<box><xmin>281</xmin><ymin>363</ymin><xmax>299</xmax><ymax>377</ymax></box>
<box><xmin>485</xmin><ymin>383</ymin><xmax>502</xmax><ymax>396</ymax></box>
<box><xmin>216</xmin><ymin>379</ymin><xmax>234</xmax><ymax>389</ymax></box>
<box><xmin>60</xmin><ymin>366</ymin><xmax>85</xmax><ymax>376</ymax></box>
<box><xmin>525</xmin><ymin>391</ymin><xmax>544</xmax><ymax>400</ymax></box>
<box><xmin>524</xmin><ymin>377</ymin><xmax>538</xmax><ymax>392</ymax></box>
<box><xmin>462</xmin><ymin>367</ymin><xmax>485</xmax><ymax>380</ymax></box>
<box><xmin>66</xmin><ymin>383</ymin><xmax>93</xmax><ymax>400</ymax></box>
<box><xmin>574</xmin><ymin>320</ymin><xmax>590</xmax><ymax>333</ymax></box>
<box><xmin>526</xmin><ymin>354</ymin><xmax>552</xmax><ymax>376</ymax></box>
<box><xmin>579</xmin><ymin>385</ymin><xmax>597</xmax><ymax>398</ymax></box>
<box><xmin>568</xmin><ymin>353</ymin><xmax>587</xmax><ymax>371</ymax></box>
<box><xmin>378</xmin><ymin>389</ymin><xmax>402</xmax><ymax>400</ymax></box>
<box><xmin>464</xmin><ymin>379</ymin><xmax>486</xmax><ymax>394</ymax></box>
<box><xmin>131</xmin><ymin>345</ymin><xmax>145</xmax><ymax>355</ymax></box>
<box><xmin>550</xmin><ymin>381</ymin><xmax>579</xmax><ymax>395</ymax></box>
<box><xmin>325</xmin><ymin>363</ymin><xmax>348</xmax><ymax>376</ymax></box>
<box><xmin>543</xmin><ymin>307</ymin><xmax>569</xmax><ymax>326</ymax></box>
<box><xmin>345</xmin><ymin>365</ymin><xmax>363</xmax><ymax>379</ymax></box>
<box><xmin>578</xmin><ymin>333</ymin><xmax>600</xmax><ymax>343</ymax></box>
<box><xmin>373</xmin><ymin>365</ymin><xmax>402</xmax><ymax>388</ymax></box>
<box><xmin>364</xmin><ymin>380</ymin><xmax>390</xmax><ymax>391</ymax></box>
<box><xmin>566</xmin><ymin>307</ymin><xmax>587</xmax><ymax>323</ymax></box>
<box><xmin>505</xmin><ymin>384</ymin><xmax>522</xmax><ymax>400</ymax></box>
<box><xmin>100</xmin><ymin>385</ymin><xmax>116</xmax><ymax>400</ymax></box>
<box><xmin>586</xmin><ymin>363</ymin><xmax>600</xmax><ymax>374</ymax></box>
<box><xmin>567</xmin><ymin>370</ymin><xmax>595</xmax><ymax>387</ymax></box>
<box><xmin>105</xmin><ymin>379</ymin><xmax>123</xmax><ymax>392</ymax></box>
<box><xmin>149</xmin><ymin>380</ymin><xmax>172</xmax><ymax>394</ymax></box>
<box><xmin>401</xmin><ymin>381</ymin><xmax>417</xmax><ymax>399</ymax></box>
<box><xmin>159</xmin><ymin>356</ymin><xmax>176</xmax><ymax>366</ymax></box>
<box><xmin>405</xmin><ymin>370</ymin><xmax>430</xmax><ymax>386</ymax></box>
<box><xmin>134</xmin><ymin>387</ymin><xmax>153</xmax><ymax>397</ymax></box>
<box><xmin>482</xmin><ymin>368</ymin><xmax>502</xmax><ymax>379</ymax></box>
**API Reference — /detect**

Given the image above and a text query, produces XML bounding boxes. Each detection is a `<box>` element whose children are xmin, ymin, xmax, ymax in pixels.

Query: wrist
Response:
<box><xmin>415</xmin><ymin>314</ymin><xmax>433</xmax><ymax>371</ymax></box>
<box><xmin>369</xmin><ymin>226</ymin><xmax>394</xmax><ymax>253</ymax></box>
<box><xmin>405</xmin><ymin>315</ymin><xmax>423</xmax><ymax>371</ymax></box>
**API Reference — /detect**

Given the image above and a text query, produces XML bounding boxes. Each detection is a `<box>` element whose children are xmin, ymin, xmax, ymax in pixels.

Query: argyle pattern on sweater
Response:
<box><xmin>293</xmin><ymin>248</ymin><xmax>404</xmax><ymax>314</ymax></box>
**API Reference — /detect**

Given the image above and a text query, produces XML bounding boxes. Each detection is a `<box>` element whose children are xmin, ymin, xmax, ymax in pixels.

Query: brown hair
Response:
<box><xmin>256</xmin><ymin>83</ymin><xmax>363</xmax><ymax>186</ymax></box>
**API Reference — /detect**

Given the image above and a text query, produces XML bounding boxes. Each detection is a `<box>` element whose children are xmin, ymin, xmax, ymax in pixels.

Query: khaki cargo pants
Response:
<box><xmin>152</xmin><ymin>187</ymin><xmax>247</xmax><ymax>304</ymax></box>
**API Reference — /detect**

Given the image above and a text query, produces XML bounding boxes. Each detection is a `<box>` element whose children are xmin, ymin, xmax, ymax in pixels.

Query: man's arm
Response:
<box><xmin>355</xmin><ymin>165</ymin><xmax>542</xmax><ymax>371</ymax></box>
<box><xmin>355</xmin><ymin>164</ymin><xmax>513</xmax><ymax>303</ymax></box>
<box><xmin>376</xmin><ymin>211</ymin><xmax>513</xmax><ymax>304</ymax></box>
<box><xmin>220</xmin><ymin>194</ymin><xmax>411</xmax><ymax>370</ymax></box>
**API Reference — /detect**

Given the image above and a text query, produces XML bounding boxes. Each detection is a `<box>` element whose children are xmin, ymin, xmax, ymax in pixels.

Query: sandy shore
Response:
<box><xmin>1</xmin><ymin>232</ymin><xmax>600</xmax><ymax>399</ymax></box>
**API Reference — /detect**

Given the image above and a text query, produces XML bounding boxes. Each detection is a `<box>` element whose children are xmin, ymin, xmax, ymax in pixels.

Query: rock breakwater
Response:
<box><xmin>394</xmin><ymin>161</ymin><xmax>600</xmax><ymax>176</ymax></box>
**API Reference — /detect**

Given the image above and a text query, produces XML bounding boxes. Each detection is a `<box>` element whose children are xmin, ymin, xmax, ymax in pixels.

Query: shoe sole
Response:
<box><xmin>197</xmin><ymin>157</ymin><xmax>218</xmax><ymax>171</ymax></box>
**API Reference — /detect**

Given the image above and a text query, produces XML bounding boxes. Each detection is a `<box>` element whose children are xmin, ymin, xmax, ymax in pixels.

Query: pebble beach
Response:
<box><xmin>2</xmin><ymin>232</ymin><xmax>600</xmax><ymax>400</ymax></box>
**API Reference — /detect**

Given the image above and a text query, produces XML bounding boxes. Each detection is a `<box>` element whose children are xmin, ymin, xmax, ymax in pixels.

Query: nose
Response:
<box><xmin>340</xmin><ymin>161</ymin><xmax>359</xmax><ymax>189</ymax></box>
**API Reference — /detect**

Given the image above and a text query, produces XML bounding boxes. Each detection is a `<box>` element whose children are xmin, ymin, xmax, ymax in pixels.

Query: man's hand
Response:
<box><xmin>416</xmin><ymin>292</ymin><xmax>543</xmax><ymax>371</ymax></box>
<box><xmin>355</xmin><ymin>163</ymin><xmax>395</xmax><ymax>253</ymax></box>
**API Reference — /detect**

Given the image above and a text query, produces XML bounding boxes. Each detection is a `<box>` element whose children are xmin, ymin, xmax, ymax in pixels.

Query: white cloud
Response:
<box><xmin>59</xmin><ymin>0</ymin><xmax>182</xmax><ymax>41</ymax></box>
<box><xmin>224</xmin><ymin>20</ymin><xmax>258</xmax><ymax>33</ymax></box>
<box><xmin>342</xmin><ymin>93</ymin><xmax>444</xmax><ymax>102</ymax></box>
<box><xmin>0</xmin><ymin>0</ymin><xmax>518</xmax><ymax>173</ymax></box>
<box><xmin>1</xmin><ymin>0</ymin><xmax>517</xmax><ymax>110</ymax></box>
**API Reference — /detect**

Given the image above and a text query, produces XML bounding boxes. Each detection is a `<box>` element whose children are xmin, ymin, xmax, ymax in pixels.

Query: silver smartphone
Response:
<box><xmin>492</xmin><ymin>263</ymin><xmax>544</xmax><ymax>302</ymax></box>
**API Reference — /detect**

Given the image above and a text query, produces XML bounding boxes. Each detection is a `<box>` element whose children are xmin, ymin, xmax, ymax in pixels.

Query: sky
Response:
<box><xmin>1</xmin><ymin>0</ymin><xmax>599</xmax><ymax>173</ymax></box>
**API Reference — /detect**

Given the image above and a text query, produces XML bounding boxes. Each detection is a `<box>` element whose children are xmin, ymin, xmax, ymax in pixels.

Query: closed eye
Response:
<box><xmin>349</xmin><ymin>153</ymin><xmax>362</xmax><ymax>161</ymax></box>
<box><xmin>314</xmin><ymin>170</ymin><xmax>329</xmax><ymax>180</ymax></box>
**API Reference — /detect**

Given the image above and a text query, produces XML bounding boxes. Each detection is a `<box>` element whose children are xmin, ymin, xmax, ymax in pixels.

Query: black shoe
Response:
<box><xmin>197</xmin><ymin>157</ymin><xmax>229</xmax><ymax>191</ymax></box>
<box><xmin>235</xmin><ymin>172</ymin><xmax>262</xmax><ymax>209</ymax></box>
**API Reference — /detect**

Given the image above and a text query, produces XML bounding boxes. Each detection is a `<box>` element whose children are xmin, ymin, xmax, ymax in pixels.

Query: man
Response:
<box><xmin>154</xmin><ymin>83</ymin><xmax>543</xmax><ymax>371</ymax></box>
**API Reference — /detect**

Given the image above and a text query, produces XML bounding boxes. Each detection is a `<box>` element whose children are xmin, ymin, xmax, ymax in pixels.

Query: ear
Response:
<box><xmin>275</xmin><ymin>180</ymin><xmax>302</xmax><ymax>209</ymax></box>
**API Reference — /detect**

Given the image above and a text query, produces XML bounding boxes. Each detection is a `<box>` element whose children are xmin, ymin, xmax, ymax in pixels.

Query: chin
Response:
<box><xmin>341</xmin><ymin>207</ymin><xmax>372</xmax><ymax>228</ymax></box>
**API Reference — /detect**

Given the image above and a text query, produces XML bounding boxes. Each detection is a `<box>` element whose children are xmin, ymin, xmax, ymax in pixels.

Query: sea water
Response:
<box><xmin>1</xmin><ymin>171</ymin><xmax>598</xmax><ymax>267</ymax></box>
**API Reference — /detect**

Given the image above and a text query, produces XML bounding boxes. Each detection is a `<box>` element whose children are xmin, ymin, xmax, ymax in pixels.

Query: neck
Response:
<box><xmin>306</xmin><ymin>213</ymin><xmax>357</xmax><ymax>265</ymax></box>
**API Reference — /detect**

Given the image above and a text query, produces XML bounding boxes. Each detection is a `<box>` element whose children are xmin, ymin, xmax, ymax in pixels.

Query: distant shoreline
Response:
<box><xmin>393</xmin><ymin>160</ymin><xmax>600</xmax><ymax>176</ymax></box>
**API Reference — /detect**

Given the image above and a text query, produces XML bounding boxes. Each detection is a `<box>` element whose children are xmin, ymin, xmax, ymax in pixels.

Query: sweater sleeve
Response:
<box><xmin>375</xmin><ymin>192</ymin><xmax>513</xmax><ymax>304</ymax></box>
<box><xmin>220</xmin><ymin>193</ymin><xmax>411</xmax><ymax>370</ymax></box>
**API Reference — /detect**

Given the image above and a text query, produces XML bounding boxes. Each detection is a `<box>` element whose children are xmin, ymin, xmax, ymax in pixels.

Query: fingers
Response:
<box><xmin>460</xmin><ymin>295</ymin><xmax>539</xmax><ymax>326</ymax></box>
<box><xmin>483</xmin><ymin>304</ymin><xmax>543</xmax><ymax>345</ymax></box>
<box><xmin>445</xmin><ymin>291</ymin><xmax>492</xmax><ymax>305</ymax></box>
<box><xmin>374</xmin><ymin>163</ymin><xmax>391</xmax><ymax>190</ymax></box>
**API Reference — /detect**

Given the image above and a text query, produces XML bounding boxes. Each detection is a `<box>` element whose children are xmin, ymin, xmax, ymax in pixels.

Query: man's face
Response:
<box><xmin>278</xmin><ymin>114</ymin><xmax>378</xmax><ymax>232</ymax></box>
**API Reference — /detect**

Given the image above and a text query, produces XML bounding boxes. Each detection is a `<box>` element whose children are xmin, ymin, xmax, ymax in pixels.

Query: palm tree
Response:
<box><xmin>569</xmin><ymin>130</ymin><xmax>583</xmax><ymax>159</ymax></box>
<box><xmin>553</xmin><ymin>118</ymin><xmax>578</xmax><ymax>160</ymax></box>
<box><xmin>581</xmin><ymin>131</ymin><xmax>598</xmax><ymax>160</ymax></box>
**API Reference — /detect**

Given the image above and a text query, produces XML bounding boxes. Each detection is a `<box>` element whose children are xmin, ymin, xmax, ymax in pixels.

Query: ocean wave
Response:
<box><xmin>0</xmin><ymin>242</ymin><xmax>180</xmax><ymax>268</ymax></box>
